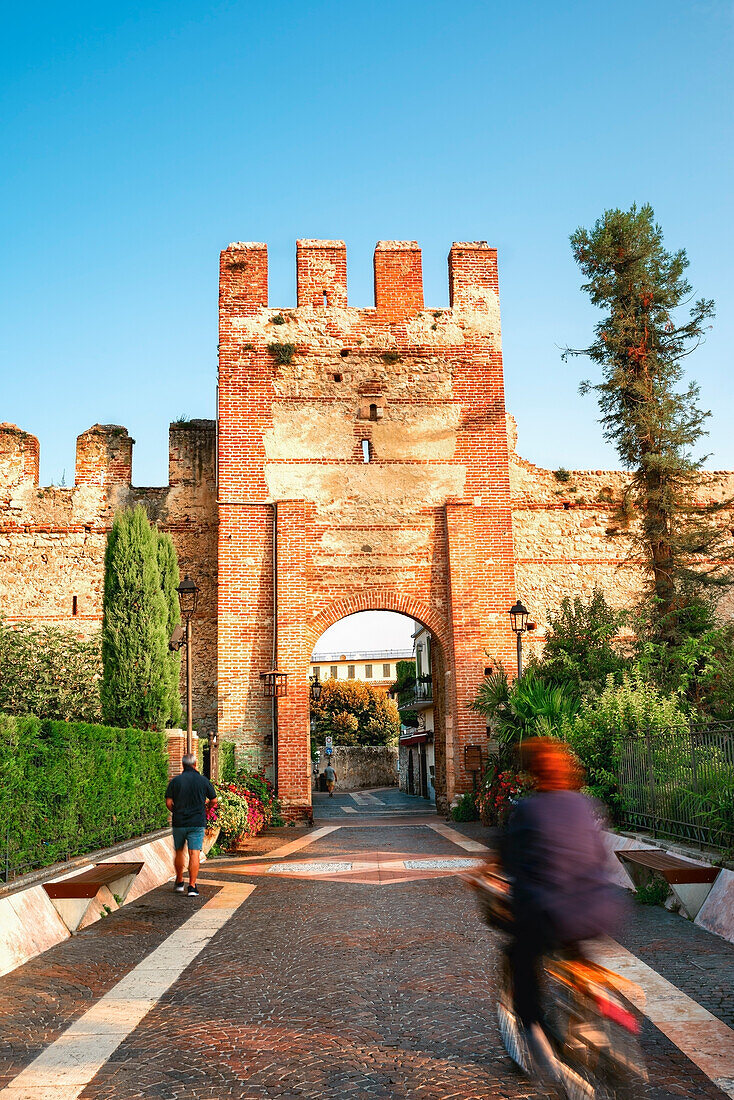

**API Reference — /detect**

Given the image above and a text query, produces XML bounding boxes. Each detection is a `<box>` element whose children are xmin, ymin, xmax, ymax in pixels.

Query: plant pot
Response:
<box><xmin>225</xmin><ymin>834</ymin><xmax>251</xmax><ymax>853</ymax></box>
<box><xmin>202</xmin><ymin>826</ymin><xmax>221</xmax><ymax>854</ymax></box>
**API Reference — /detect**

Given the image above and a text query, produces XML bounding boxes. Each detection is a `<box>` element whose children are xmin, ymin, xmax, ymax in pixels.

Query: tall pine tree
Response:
<box><xmin>101</xmin><ymin>505</ymin><xmax>170</xmax><ymax>730</ymax></box>
<box><xmin>157</xmin><ymin>531</ymin><xmax>183</xmax><ymax>728</ymax></box>
<box><xmin>564</xmin><ymin>203</ymin><xmax>731</xmax><ymax>641</ymax></box>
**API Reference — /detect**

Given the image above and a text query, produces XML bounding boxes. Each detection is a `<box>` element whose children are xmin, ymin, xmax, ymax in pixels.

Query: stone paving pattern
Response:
<box><xmin>0</xmin><ymin>804</ymin><xmax>732</xmax><ymax>1098</ymax></box>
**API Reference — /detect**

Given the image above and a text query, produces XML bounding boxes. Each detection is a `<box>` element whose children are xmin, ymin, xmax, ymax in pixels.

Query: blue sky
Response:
<box><xmin>1</xmin><ymin>0</ymin><xmax>732</xmax><ymax>487</ymax></box>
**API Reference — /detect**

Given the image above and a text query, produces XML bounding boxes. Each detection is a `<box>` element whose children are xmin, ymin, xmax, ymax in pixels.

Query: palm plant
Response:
<box><xmin>471</xmin><ymin>666</ymin><xmax>579</xmax><ymax>748</ymax></box>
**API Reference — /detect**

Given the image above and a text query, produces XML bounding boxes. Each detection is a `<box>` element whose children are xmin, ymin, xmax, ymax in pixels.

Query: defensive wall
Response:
<box><xmin>2</xmin><ymin>237</ymin><xmax>733</xmax><ymax>817</ymax></box>
<box><xmin>0</xmin><ymin>420</ymin><xmax>218</xmax><ymax>735</ymax></box>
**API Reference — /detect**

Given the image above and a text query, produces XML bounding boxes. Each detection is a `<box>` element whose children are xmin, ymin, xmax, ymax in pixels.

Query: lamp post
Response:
<box><xmin>509</xmin><ymin>599</ymin><xmax>530</xmax><ymax>680</ymax></box>
<box><xmin>309</xmin><ymin>676</ymin><xmax>322</xmax><ymax>773</ymax></box>
<box><xmin>176</xmin><ymin>574</ymin><xmax>200</xmax><ymax>755</ymax></box>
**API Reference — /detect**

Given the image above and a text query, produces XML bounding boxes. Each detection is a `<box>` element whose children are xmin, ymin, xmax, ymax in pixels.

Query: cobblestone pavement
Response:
<box><xmin>0</xmin><ymin>805</ymin><xmax>732</xmax><ymax>1099</ymax></box>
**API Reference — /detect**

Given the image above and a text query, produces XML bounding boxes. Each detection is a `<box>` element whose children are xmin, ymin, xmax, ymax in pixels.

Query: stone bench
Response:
<box><xmin>43</xmin><ymin>862</ymin><xmax>143</xmax><ymax>933</ymax></box>
<box><xmin>616</xmin><ymin>849</ymin><xmax>720</xmax><ymax>920</ymax></box>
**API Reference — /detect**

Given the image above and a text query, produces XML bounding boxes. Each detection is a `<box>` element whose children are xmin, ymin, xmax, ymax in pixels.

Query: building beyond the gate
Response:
<box><xmin>2</xmin><ymin>238</ymin><xmax>732</xmax><ymax>820</ymax></box>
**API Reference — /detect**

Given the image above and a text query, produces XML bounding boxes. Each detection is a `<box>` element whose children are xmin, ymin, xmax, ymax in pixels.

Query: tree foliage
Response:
<box><xmin>101</xmin><ymin>505</ymin><xmax>170</xmax><ymax>730</ymax></box>
<box><xmin>0</xmin><ymin>618</ymin><xmax>102</xmax><ymax>722</ymax></box>
<box><xmin>310</xmin><ymin>678</ymin><xmax>400</xmax><ymax>746</ymax></box>
<box><xmin>157</xmin><ymin>532</ymin><xmax>182</xmax><ymax>727</ymax></box>
<box><xmin>540</xmin><ymin>587</ymin><xmax>627</xmax><ymax>694</ymax></box>
<box><xmin>564</xmin><ymin>203</ymin><xmax>731</xmax><ymax>641</ymax></box>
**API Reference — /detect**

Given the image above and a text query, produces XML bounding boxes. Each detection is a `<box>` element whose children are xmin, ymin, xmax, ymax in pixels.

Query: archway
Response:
<box><xmin>265</xmin><ymin>596</ymin><xmax>458</xmax><ymax>819</ymax></box>
<box><xmin>306</xmin><ymin>609</ymin><xmax>450</xmax><ymax>812</ymax></box>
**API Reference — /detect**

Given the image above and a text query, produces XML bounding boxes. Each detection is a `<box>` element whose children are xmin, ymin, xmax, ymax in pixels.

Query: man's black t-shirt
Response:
<box><xmin>165</xmin><ymin>766</ymin><xmax>216</xmax><ymax>827</ymax></box>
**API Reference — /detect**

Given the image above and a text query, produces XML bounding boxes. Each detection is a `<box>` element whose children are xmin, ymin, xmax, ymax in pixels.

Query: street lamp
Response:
<box><xmin>310</xmin><ymin>676</ymin><xmax>322</xmax><ymax>703</ymax></box>
<box><xmin>509</xmin><ymin>599</ymin><xmax>530</xmax><ymax>680</ymax></box>
<box><xmin>175</xmin><ymin>574</ymin><xmax>200</xmax><ymax>754</ymax></box>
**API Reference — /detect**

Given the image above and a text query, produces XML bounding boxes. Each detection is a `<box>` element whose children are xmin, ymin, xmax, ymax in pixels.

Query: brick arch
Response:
<box><xmin>305</xmin><ymin>593</ymin><xmax>452</xmax><ymax>658</ymax></box>
<box><xmin>303</xmin><ymin>592</ymin><xmax>454</xmax><ymax>817</ymax></box>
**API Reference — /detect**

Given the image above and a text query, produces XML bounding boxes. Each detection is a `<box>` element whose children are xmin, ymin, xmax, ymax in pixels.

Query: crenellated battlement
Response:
<box><xmin>0</xmin><ymin>420</ymin><xmax>215</xmax><ymax>492</ymax></box>
<box><xmin>219</xmin><ymin>239</ymin><xmax>499</xmax><ymax>320</ymax></box>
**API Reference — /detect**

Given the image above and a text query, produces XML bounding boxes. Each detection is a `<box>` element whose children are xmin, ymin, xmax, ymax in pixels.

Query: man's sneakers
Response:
<box><xmin>175</xmin><ymin>881</ymin><xmax>199</xmax><ymax>896</ymax></box>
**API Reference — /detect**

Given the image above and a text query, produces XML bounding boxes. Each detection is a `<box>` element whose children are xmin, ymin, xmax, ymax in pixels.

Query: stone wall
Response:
<box><xmin>313</xmin><ymin>745</ymin><xmax>398</xmax><ymax>792</ymax></box>
<box><xmin>508</xmin><ymin>414</ymin><xmax>734</xmax><ymax>661</ymax></box>
<box><xmin>0</xmin><ymin>420</ymin><xmax>218</xmax><ymax>734</ymax></box>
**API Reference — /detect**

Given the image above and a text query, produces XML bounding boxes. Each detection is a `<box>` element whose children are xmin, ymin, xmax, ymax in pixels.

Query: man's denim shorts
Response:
<box><xmin>172</xmin><ymin>826</ymin><xmax>205</xmax><ymax>851</ymax></box>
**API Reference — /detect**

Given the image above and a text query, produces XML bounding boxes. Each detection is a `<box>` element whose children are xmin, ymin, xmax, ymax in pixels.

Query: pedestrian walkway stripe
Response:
<box><xmin>427</xmin><ymin>822</ymin><xmax>490</xmax><ymax>852</ymax></box>
<box><xmin>0</xmin><ymin>883</ymin><xmax>256</xmax><ymax>1100</ymax></box>
<box><xmin>593</xmin><ymin>938</ymin><xmax>734</xmax><ymax>1098</ymax></box>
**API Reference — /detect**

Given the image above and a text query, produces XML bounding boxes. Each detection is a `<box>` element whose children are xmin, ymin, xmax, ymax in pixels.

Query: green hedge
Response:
<box><xmin>0</xmin><ymin>714</ymin><xmax>169</xmax><ymax>881</ymax></box>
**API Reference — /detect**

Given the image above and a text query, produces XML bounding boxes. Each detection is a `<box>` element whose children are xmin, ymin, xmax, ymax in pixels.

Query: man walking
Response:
<box><xmin>165</xmin><ymin>753</ymin><xmax>217</xmax><ymax>897</ymax></box>
<box><xmin>323</xmin><ymin>761</ymin><xmax>337</xmax><ymax>797</ymax></box>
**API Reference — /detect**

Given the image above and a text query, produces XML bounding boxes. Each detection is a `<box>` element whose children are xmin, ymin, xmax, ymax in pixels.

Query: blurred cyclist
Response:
<box><xmin>500</xmin><ymin>738</ymin><xmax>623</xmax><ymax>1078</ymax></box>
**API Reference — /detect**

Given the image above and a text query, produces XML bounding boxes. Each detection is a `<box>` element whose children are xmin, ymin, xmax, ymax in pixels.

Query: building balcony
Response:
<box><xmin>397</xmin><ymin>674</ymin><xmax>433</xmax><ymax>713</ymax></box>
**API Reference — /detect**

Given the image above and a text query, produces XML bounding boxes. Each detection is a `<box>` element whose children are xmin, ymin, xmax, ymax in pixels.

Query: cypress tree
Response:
<box><xmin>101</xmin><ymin>505</ymin><xmax>169</xmax><ymax>730</ymax></box>
<box><xmin>157</xmin><ymin>532</ymin><xmax>183</xmax><ymax>728</ymax></box>
<box><xmin>564</xmin><ymin>203</ymin><xmax>731</xmax><ymax>642</ymax></box>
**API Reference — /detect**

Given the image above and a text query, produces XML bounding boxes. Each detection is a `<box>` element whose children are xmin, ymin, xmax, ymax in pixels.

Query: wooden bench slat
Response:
<box><xmin>43</xmin><ymin>862</ymin><xmax>144</xmax><ymax>899</ymax></box>
<box><xmin>616</xmin><ymin>850</ymin><xmax>719</xmax><ymax>884</ymax></box>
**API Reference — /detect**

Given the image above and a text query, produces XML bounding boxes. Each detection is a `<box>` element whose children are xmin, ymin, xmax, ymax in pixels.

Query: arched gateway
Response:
<box><xmin>217</xmin><ymin>239</ymin><xmax>518</xmax><ymax>820</ymax></box>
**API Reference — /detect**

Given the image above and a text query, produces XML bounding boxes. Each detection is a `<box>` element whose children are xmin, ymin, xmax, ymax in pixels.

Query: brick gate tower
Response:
<box><xmin>217</xmin><ymin>240</ymin><xmax>517</xmax><ymax>819</ymax></box>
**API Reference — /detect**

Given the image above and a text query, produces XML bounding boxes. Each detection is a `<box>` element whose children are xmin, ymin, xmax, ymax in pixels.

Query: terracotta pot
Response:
<box><xmin>225</xmin><ymin>835</ymin><xmax>251</xmax><ymax>853</ymax></box>
<box><xmin>202</xmin><ymin>825</ymin><xmax>221</xmax><ymax>854</ymax></box>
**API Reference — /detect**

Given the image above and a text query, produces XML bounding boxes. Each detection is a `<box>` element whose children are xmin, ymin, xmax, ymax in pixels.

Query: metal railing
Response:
<box><xmin>617</xmin><ymin>725</ymin><xmax>734</xmax><ymax>851</ymax></box>
<box><xmin>1</xmin><ymin>813</ymin><xmax>167</xmax><ymax>888</ymax></box>
<box><xmin>397</xmin><ymin>674</ymin><xmax>433</xmax><ymax>711</ymax></box>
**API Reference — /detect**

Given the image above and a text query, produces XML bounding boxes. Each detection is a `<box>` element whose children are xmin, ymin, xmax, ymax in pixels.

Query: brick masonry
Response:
<box><xmin>0</xmin><ymin>419</ymin><xmax>218</xmax><ymax>735</ymax></box>
<box><xmin>2</xmin><ymin>238</ymin><xmax>733</xmax><ymax>821</ymax></box>
<box><xmin>217</xmin><ymin>240</ymin><xmax>517</xmax><ymax>820</ymax></box>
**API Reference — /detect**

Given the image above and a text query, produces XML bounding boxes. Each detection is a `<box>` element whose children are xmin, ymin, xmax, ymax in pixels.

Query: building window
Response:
<box><xmin>72</xmin><ymin>595</ymin><xmax>78</xmax><ymax>616</ymax></box>
<box><xmin>330</xmin><ymin>665</ymin><xmax>338</xmax><ymax>679</ymax></box>
<box><xmin>383</xmin><ymin>663</ymin><xmax>391</xmax><ymax>678</ymax></box>
<box><xmin>365</xmin><ymin>664</ymin><xmax>373</xmax><ymax>678</ymax></box>
<box><xmin>313</xmin><ymin>667</ymin><xmax>320</xmax><ymax>679</ymax></box>
<box><xmin>348</xmin><ymin>664</ymin><xmax>355</xmax><ymax>679</ymax></box>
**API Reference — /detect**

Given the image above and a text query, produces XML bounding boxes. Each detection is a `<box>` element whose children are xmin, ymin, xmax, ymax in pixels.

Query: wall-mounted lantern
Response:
<box><xmin>261</xmin><ymin>669</ymin><xmax>288</xmax><ymax>698</ymax></box>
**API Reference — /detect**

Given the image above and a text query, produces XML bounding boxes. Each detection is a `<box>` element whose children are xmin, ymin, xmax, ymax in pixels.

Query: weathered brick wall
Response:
<box><xmin>218</xmin><ymin>239</ymin><xmax>519</xmax><ymax>820</ymax></box>
<box><xmin>0</xmin><ymin>420</ymin><xmax>218</xmax><ymax>733</ymax></box>
<box><xmin>508</xmin><ymin>414</ymin><xmax>734</xmax><ymax>661</ymax></box>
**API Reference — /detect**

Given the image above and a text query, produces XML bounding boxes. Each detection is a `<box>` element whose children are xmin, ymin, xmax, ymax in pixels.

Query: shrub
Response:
<box><xmin>0</xmin><ymin>618</ymin><xmax>102</xmax><ymax>722</ymax></box>
<box><xmin>476</xmin><ymin>764</ymin><xmax>531</xmax><ymax>827</ymax></box>
<box><xmin>561</xmin><ymin>672</ymin><xmax>689</xmax><ymax>818</ymax></box>
<box><xmin>267</xmin><ymin>342</ymin><xmax>297</xmax><ymax>365</ymax></box>
<box><xmin>0</xmin><ymin>713</ymin><xmax>168</xmax><ymax>880</ymax></box>
<box><xmin>219</xmin><ymin>739</ymin><xmax>236</xmax><ymax>783</ymax></box>
<box><xmin>635</xmin><ymin>877</ymin><xmax>671</xmax><ymax>906</ymax></box>
<box><xmin>451</xmin><ymin>791</ymin><xmax>479</xmax><ymax>822</ymax></box>
<box><xmin>101</xmin><ymin>505</ymin><xmax>170</xmax><ymax>730</ymax></box>
<box><xmin>212</xmin><ymin>786</ymin><xmax>249</xmax><ymax>840</ymax></box>
<box><xmin>541</xmin><ymin>588</ymin><xmax>627</xmax><ymax>695</ymax></box>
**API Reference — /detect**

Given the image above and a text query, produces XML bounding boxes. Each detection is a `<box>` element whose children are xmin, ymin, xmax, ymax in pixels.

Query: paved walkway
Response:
<box><xmin>1</xmin><ymin>792</ymin><xmax>733</xmax><ymax>1099</ymax></box>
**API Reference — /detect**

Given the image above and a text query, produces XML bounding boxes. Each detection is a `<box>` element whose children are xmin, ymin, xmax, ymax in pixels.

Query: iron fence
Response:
<box><xmin>1</xmin><ymin>814</ymin><xmax>166</xmax><ymax>888</ymax></box>
<box><xmin>617</xmin><ymin>725</ymin><xmax>734</xmax><ymax>851</ymax></box>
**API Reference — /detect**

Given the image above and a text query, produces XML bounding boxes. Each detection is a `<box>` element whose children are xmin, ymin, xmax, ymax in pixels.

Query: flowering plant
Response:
<box><xmin>212</xmin><ymin>785</ymin><xmax>249</xmax><ymax>840</ymax></box>
<box><xmin>476</xmin><ymin>767</ymin><xmax>531</xmax><ymax>827</ymax></box>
